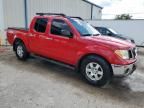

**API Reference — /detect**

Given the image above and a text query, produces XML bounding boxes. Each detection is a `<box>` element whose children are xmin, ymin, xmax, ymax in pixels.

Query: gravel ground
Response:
<box><xmin>0</xmin><ymin>46</ymin><xmax>144</xmax><ymax>108</ymax></box>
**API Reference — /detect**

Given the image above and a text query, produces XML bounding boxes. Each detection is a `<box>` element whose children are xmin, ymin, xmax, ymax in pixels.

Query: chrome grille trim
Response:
<box><xmin>128</xmin><ymin>48</ymin><xmax>137</xmax><ymax>59</ymax></box>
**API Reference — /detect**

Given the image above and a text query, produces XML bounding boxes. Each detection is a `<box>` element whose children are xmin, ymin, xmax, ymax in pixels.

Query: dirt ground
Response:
<box><xmin>0</xmin><ymin>46</ymin><xmax>144</xmax><ymax>108</ymax></box>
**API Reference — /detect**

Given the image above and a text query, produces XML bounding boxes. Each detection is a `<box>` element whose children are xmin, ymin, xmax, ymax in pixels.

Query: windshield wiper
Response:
<box><xmin>92</xmin><ymin>34</ymin><xmax>100</xmax><ymax>36</ymax></box>
<box><xmin>82</xmin><ymin>34</ymin><xmax>100</xmax><ymax>36</ymax></box>
<box><xmin>82</xmin><ymin>34</ymin><xmax>92</xmax><ymax>36</ymax></box>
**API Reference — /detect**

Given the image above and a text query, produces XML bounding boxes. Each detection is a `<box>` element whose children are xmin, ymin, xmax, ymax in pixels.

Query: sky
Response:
<box><xmin>88</xmin><ymin>0</ymin><xmax>144</xmax><ymax>19</ymax></box>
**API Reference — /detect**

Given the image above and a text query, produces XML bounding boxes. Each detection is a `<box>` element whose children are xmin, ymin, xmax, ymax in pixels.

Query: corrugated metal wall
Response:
<box><xmin>92</xmin><ymin>6</ymin><xmax>102</xmax><ymax>20</ymax></box>
<box><xmin>27</xmin><ymin>0</ymin><xmax>91</xmax><ymax>25</ymax></box>
<box><xmin>0</xmin><ymin>0</ymin><xmax>4</xmax><ymax>30</ymax></box>
<box><xmin>3</xmin><ymin>0</ymin><xmax>25</xmax><ymax>28</ymax></box>
<box><xmin>0</xmin><ymin>0</ymin><xmax>5</xmax><ymax>45</ymax></box>
<box><xmin>2</xmin><ymin>0</ymin><xmax>93</xmax><ymax>28</ymax></box>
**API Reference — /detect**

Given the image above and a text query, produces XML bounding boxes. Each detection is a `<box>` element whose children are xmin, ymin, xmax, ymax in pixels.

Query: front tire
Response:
<box><xmin>80</xmin><ymin>55</ymin><xmax>112</xmax><ymax>87</ymax></box>
<box><xmin>15</xmin><ymin>41</ymin><xmax>29</xmax><ymax>60</ymax></box>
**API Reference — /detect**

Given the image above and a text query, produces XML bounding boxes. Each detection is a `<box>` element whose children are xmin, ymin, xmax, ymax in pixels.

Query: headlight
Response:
<box><xmin>115</xmin><ymin>50</ymin><xmax>129</xmax><ymax>59</ymax></box>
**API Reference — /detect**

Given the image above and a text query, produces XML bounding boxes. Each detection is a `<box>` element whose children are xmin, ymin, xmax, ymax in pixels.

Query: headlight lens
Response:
<box><xmin>115</xmin><ymin>50</ymin><xmax>129</xmax><ymax>59</ymax></box>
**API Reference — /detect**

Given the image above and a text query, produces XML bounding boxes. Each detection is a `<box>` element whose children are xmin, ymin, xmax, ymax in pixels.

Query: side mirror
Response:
<box><xmin>107</xmin><ymin>32</ymin><xmax>113</xmax><ymax>36</ymax></box>
<box><xmin>61</xmin><ymin>29</ymin><xmax>73</xmax><ymax>38</ymax></box>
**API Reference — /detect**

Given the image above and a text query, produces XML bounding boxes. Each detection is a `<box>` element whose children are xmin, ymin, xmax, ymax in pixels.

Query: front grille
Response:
<box><xmin>128</xmin><ymin>48</ymin><xmax>137</xmax><ymax>59</ymax></box>
<box><xmin>128</xmin><ymin>50</ymin><xmax>133</xmax><ymax>58</ymax></box>
<box><xmin>132</xmin><ymin>48</ymin><xmax>136</xmax><ymax>57</ymax></box>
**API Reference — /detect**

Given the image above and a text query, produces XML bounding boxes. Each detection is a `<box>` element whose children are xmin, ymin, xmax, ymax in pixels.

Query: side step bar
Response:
<box><xmin>32</xmin><ymin>54</ymin><xmax>75</xmax><ymax>70</ymax></box>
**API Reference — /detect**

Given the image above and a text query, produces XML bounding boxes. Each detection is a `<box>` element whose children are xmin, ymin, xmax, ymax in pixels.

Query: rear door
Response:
<box><xmin>29</xmin><ymin>18</ymin><xmax>48</xmax><ymax>54</ymax></box>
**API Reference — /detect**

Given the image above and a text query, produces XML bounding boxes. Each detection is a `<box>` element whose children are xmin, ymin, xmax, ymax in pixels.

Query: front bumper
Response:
<box><xmin>111</xmin><ymin>62</ymin><xmax>136</xmax><ymax>77</ymax></box>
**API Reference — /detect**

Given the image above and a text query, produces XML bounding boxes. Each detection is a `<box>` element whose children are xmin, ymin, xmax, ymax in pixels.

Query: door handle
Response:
<box><xmin>29</xmin><ymin>34</ymin><xmax>36</xmax><ymax>37</ymax></box>
<box><xmin>39</xmin><ymin>35</ymin><xmax>53</xmax><ymax>40</ymax></box>
<box><xmin>45</xmin><ymin>37</ymin><xmax>53</xmax><ymax>40</ymax></box>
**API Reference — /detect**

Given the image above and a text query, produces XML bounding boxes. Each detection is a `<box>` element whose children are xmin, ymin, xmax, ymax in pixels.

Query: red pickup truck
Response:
<box><xmin>7</xmin><ymin>13</ymin><xmax>137</xmax><ymax>86</ymax></box>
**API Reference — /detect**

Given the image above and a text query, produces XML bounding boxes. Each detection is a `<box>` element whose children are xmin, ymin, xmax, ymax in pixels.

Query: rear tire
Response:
<box><xmin>80</xmin><ymin>55</ymin><xmax>112</xmax><ymax>87</ymax></box>
<box><xmin>14</xmin><ymin>41</ymin><xmax>29</xmax><ymax>60</ymax></box>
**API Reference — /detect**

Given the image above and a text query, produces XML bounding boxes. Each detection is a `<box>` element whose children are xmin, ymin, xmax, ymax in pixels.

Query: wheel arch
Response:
<box><xmin>76</xmin><ymin>53</ymin><xmax>113</xmax><ymax>76</ymax></box>
<box><xmin>13</xmin><ymin>38</ymin><xmax>25</xmax><ymax>51</ymax></box>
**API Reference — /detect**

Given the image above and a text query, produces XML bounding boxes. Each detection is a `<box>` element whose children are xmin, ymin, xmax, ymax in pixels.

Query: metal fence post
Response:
<box><xmin>24</xmin><ymin>0</ymin><xmax>28</xmax><ymax>29</ymax></box>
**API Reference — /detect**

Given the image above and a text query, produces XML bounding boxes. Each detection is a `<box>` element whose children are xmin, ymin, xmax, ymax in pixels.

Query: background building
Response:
<box><xmin>1</xmin><ymin>0</ymin><xmax>103</xmax><ymax>29</ymax></box>
<box><xmin>0</xmin><ymin>0</ymin><xmax>102</xmax><ymax>45</ymax></box>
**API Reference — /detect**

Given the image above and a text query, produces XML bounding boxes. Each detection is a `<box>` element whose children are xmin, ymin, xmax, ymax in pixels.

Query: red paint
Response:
<box><xmin>6</xmin><ymin>16</ymin><xmax>136</xmax><ymax>67</ymax></box>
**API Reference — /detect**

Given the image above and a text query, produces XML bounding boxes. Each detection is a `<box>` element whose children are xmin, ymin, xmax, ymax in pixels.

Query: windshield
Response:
<box><xmin>69</xmin><ymin>18</ymin><xmax>100</xmax><ymax>36</ymax></box>
<box><xmin>108</xmin><ymin>28</ymin><xmax>119</xmax><ymax>35</ymax></box>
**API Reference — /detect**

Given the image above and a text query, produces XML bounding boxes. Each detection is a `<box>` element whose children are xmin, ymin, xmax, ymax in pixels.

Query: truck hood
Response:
<box><xmin>114</xmin><ymin>34</ymin><xmax>134</xmax><ymax>41</ymax></box>
<box><xmin>82</xmin><ymin>35</ymin><xmax>135</xmax><ymax>50</ymax></box>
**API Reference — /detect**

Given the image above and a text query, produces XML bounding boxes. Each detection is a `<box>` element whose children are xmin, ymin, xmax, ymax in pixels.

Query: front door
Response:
<box><xmin>48</xmin><ymin>19</ymin><xmax>79</xmax><ymax>64</ymax></box>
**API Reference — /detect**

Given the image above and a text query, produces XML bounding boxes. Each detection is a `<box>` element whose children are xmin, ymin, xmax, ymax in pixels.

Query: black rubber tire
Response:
<box><xmin>80</xmin><ymin>55</ymin><xmax>112</xmax><ymax>87</ymax></box>
<box><xmin>15</xmin><ymin>41</ymin><xmax>29</xmax><ymax>61</ymax></box>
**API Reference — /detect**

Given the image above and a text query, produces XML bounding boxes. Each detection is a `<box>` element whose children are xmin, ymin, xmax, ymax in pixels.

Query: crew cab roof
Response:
<box><xmin>35</xmin><ymin>13</ymin><xmax>84</xmax><ymax>20</ymax></box>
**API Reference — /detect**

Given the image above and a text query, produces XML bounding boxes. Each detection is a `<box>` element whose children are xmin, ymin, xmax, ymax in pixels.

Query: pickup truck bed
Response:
<box><xmin>7</xmin><ymin>27</ymin><xmax>29</xmax><ymax>45</ymax></box>
<box><xmin>8</xmin><ymin>27</ymin><xmax>29</xmax><ymax>31</ymax></box>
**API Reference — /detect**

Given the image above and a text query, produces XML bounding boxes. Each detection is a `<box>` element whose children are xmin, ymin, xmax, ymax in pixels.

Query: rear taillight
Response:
<box><xmin>7</xmin><ymin>30</ymin><xmax>14</xmax><ymax>34</ymax></box>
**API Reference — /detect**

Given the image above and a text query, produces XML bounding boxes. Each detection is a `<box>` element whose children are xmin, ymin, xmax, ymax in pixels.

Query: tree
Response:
<box><xmin>115</xmin><ymin>14</ymin><xmax>132</xmax><ymax>20</ymax></box>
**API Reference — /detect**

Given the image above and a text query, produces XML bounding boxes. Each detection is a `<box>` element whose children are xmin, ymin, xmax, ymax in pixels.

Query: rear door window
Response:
<box><xmin>34</xmin><ymin>18</ymin><xmax>48</xmax><ymax>33</ymax></box>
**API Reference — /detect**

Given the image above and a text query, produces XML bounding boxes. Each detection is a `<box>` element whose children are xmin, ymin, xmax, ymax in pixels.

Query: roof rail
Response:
<box><xmin>36</xmin><ymin>13</ymin><xmax>66</xmax><ymax>17</ymax></box>
<box><xmin>68</xmin><ymin>16</ymin><xmax>84</xmax><ymax>20</ymax></box>
<box><xmin>36</xmin><ymin>13</ymin><xmax>84</xmax><ymax>21</ymax></box>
